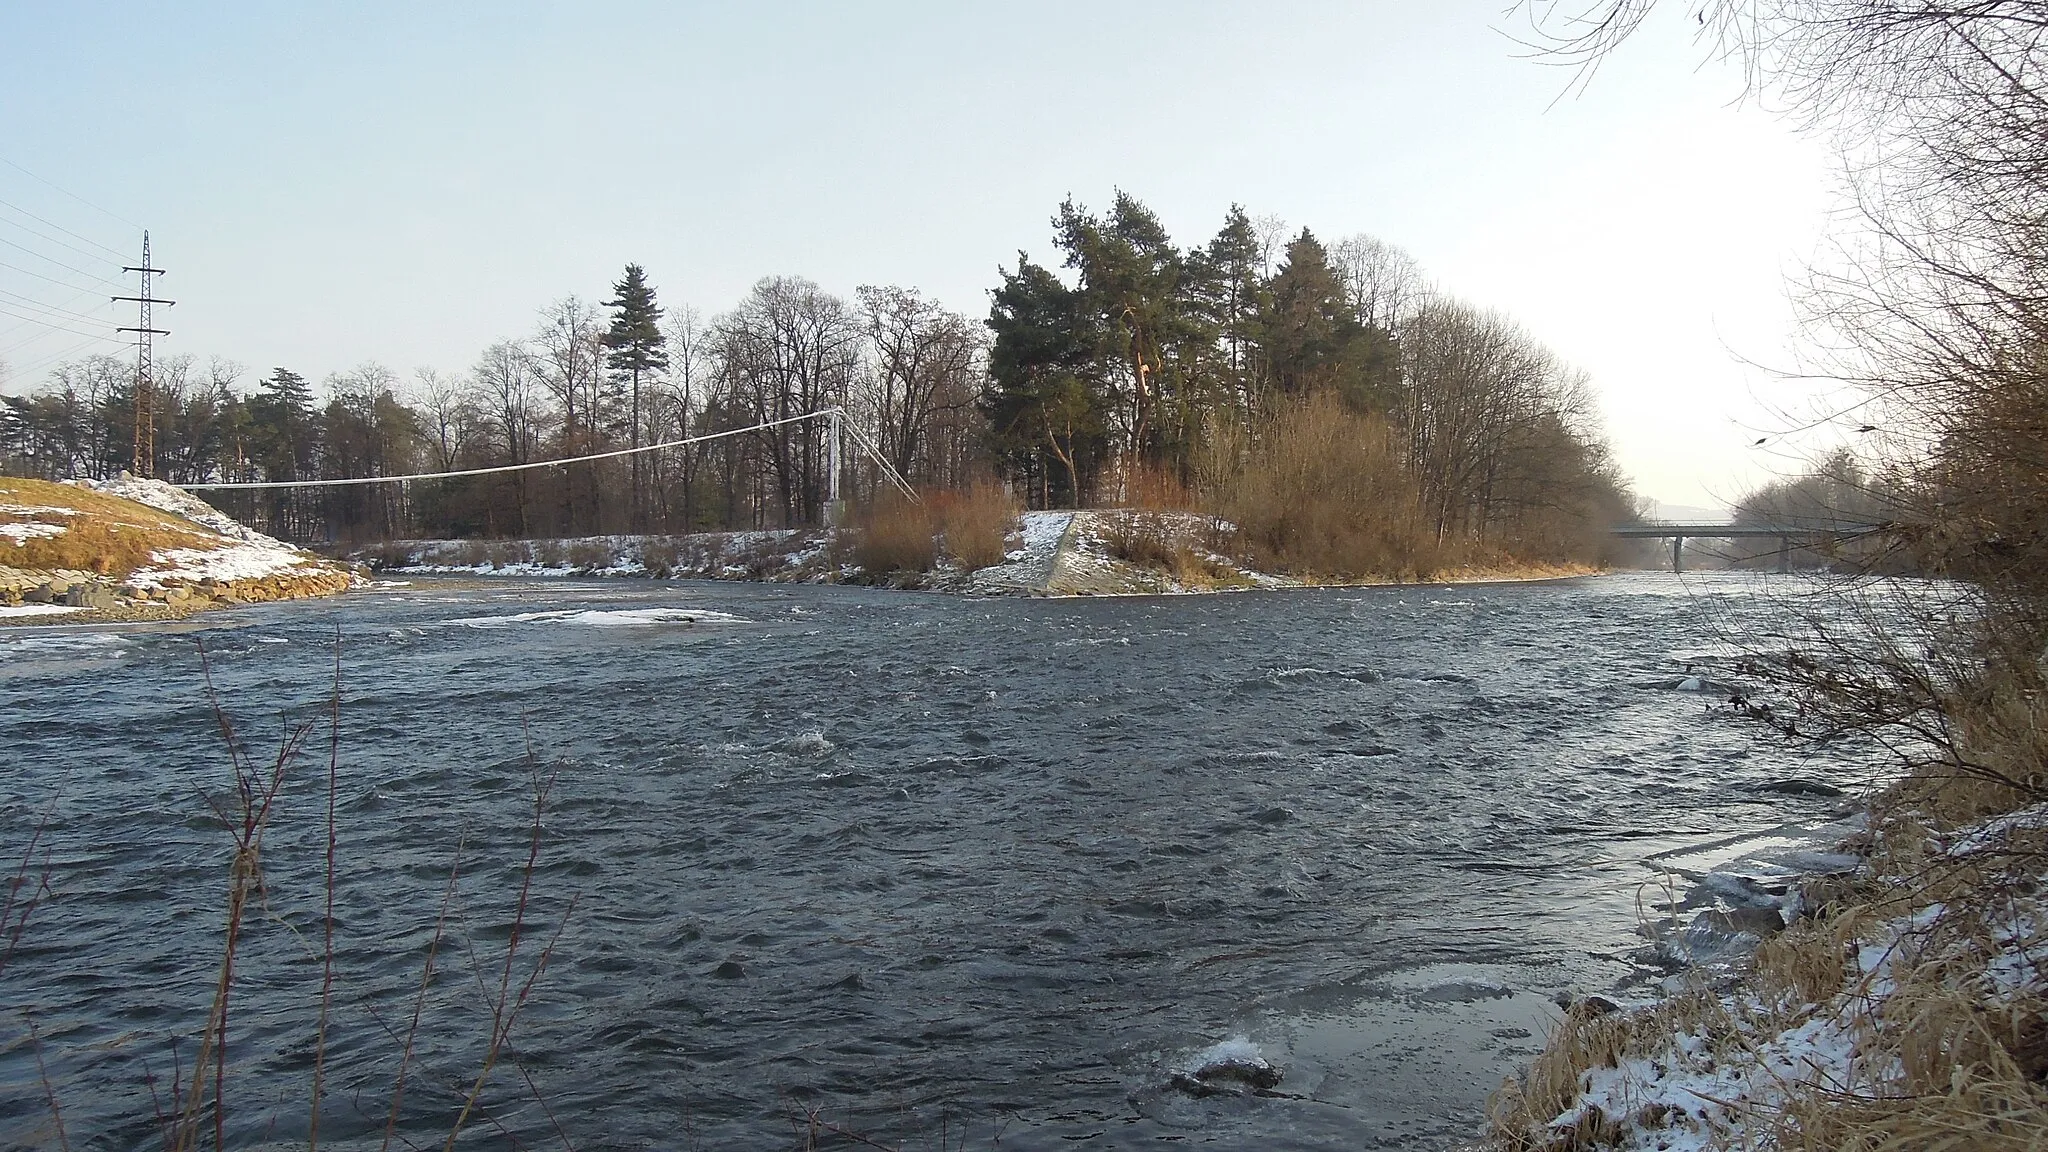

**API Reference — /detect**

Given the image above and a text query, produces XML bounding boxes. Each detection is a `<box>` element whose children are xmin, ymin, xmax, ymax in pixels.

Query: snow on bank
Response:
<box><xmin>83</xmin><ymin>475</ymin><xmax>292</xmax><ymax>549</ymax></box>
<box><xmin>0</xmin><ymin>522</ymin><xmax>67</xmax><ymax>545</ymax></box>
<box><xmin>1510</xmin><ymin>806</ymin><xmax>2048</xmax><ymax>1151</ymax></box>
<box><xmin>73</xmin><ymin>476</ymin><xmax>342</xmax><ymax>592</ymax></box>
<box><xmin>956</xmin><ymin>510</ymin><xmax>1071</xmax><ymax>593</ymax></box>
<box><xmin>0</xmin><ymin>603</ymin><xmax>82</xmax><ymax>619</ymax></box>
<box><xmin>123</xmin><ymin>545</ymin><xmax>325</xmax><ymax>590</ymax></box>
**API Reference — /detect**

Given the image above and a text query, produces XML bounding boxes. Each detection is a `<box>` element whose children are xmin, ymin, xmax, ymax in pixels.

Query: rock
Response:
<box><xmin>62</xmin><ymin>583</ymin><xmax>114</xmax><ymax>609</ymax></box>
<box><xmin>23</xmin><ymin>584</ymin><xmax>51</xmax><ymax>604</ymax></box>
<box><xmin>1747</xmin><ymin>779</ymin><xmax>1849</xmax><ymax>799</ymax></box>
<box><xmin>1174</xmin><ymin>1039</ymin><xmax>1283</xmax><ymax>1097</ymax></box>
<box><xmin>1702</xmin><ymin>906</ymin><xmax>1786</xmax><ymax>938</ymax></box>
<box><xmin>44</xmin><ymin>578</ymin><xmax>70</xmax><ymax>597</ymax></box>
<box><xmin>1572</xmin><ymin>994</ymin><xmax>1623</xmax><ymax>1017</ymax></box>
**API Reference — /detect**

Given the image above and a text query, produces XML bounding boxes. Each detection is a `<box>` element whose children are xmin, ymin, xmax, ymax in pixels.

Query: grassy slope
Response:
<box><xmin>0</xmin><ymin>477</ymin><xmax>236</xmax><ymax>577</ymax></box>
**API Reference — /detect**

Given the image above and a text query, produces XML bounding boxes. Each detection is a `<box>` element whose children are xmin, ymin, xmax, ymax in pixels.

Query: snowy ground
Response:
<box><xmin>77</xmin><ymin>476</ymin><xmax>350</xmax><ymax>590</ymax></box>
<box><xmin>0</xmin><ymin>603</ymin><xmax>82</xmax><ymax>619</ymax></box>
<box><xmin>1514</xmin><ymin>804</ymin><xmax>2048</xmax><ymax>1151</ymax></box>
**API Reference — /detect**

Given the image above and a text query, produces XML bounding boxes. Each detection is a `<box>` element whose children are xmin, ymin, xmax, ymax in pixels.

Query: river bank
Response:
<box><xmin>0</xmin><ymin>476</ymin><xmax>358</xmax><ymax>626</ymax></box>
<box><xmin>351</xmin><ymin>509</ymin><xmax>1599</xmax><ymax>596</ymax></box>
<box><xmin>1487</xmin><ymin>695</ymin><xmax>2048</xmax><ymax>1150</ymax></box>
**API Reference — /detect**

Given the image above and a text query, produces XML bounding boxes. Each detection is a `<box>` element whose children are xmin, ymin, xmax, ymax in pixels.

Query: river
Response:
<box><xmin>0</xmin><ymin>573</ymin><xmax>1890</xmax><ymax>1150</ymax></box>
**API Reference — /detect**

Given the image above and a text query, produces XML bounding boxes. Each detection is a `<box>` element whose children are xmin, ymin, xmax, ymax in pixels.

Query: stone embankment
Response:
<box><xmin>0</xmin><ymin>564</ymin><xmax>355</xmax><ymax>622</ymax></box>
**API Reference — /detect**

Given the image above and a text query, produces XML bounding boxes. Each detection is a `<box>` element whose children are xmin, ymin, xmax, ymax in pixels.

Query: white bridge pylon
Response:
<box><xmin>178</xmin><ymin>407</ymin><xmax>919</xmax><ymax>511</ymax></box>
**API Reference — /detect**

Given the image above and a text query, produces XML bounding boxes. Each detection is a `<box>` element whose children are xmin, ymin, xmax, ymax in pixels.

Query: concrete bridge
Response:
<box><xmin>1610</xmin><ymin>520</ymin><xmax>1890</xmax><ymax>572</ymax></box>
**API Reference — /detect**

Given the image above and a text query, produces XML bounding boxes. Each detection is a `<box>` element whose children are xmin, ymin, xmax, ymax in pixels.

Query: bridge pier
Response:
<box><xmin>1672</xmin><ymin>535</ymin><xmax>1684</xmax><ymax>574</ymax></box>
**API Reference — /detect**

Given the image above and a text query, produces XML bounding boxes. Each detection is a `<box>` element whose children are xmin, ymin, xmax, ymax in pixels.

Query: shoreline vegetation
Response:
<box><xmin>348</xmin><ymin>507</ymin><xmax>1602</xmax><ymax>598</ymax></box>
<box><xmin>1485</xmin><ymin>651</ymin><xmax>2048</xmax><ymax>1152</ymax></box>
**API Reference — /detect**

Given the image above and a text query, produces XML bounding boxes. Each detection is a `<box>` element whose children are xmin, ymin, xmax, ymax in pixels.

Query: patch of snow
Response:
<box><xmin>1186</xmin><ymin>1037</ymin><xmax>1271</xmax><ymax>1076</ymax></box>
<box><xmin>1536</xmin><ymin>887</ymin><xmax>2048</xmax><ymax>1151</ymax></box>
<box><xmin>962</xmin><ymin>511</ymin><xmax>1072</xmax><ymax>593</ymax></box>
<box><xmin>0</xmin><ymin>502</ymin><xmax>81</xmax><ymax>517</ymax></box>
<box><xmin>0</xmin><ymin>522</ymin><xmax>67</xmax><ymax>544</ymax></box>
<box><xmin>1945</xmin><ymin>801</ymin><xmax>2048</xmax><ymax>857</ymax></box>
<box><xmin>82</xmin><ymin>476</ymin><xmax>294</xmax><ymax>549</ymax></box>
<box><xmin>0</xmin><ymin>603</ymin><xmax>83</xmax><ymax>618</ymax></box>
<box><xmin>126</xmin><ymin>544</ymin><xmax>317</xmax><ymax>590</ymax></box>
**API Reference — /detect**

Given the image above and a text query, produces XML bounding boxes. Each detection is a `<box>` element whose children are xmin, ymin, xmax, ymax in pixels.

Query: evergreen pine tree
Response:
<box><xmin>602</xmin><ymin>264</ymin><xmax>667</xmax><ymax>527</ymax></box>
<box><xmin>1263</xmin><ymin>230</ymin><xmax>1399</xmax><ymax>412</ymax></box>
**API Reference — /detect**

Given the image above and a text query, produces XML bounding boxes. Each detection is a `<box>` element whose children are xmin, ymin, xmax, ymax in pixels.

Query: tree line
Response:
<box><xmin>1</xmin><ymin>205</ymin><xmax>1634</xmax><ymax>569</ymax></box>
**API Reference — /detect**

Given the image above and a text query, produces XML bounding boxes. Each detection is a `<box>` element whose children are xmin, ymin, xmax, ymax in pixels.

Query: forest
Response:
<box><xmin>0</xmin><ymin>196</ymin><xmax>1639</xmax><ymax>575</ymax></box>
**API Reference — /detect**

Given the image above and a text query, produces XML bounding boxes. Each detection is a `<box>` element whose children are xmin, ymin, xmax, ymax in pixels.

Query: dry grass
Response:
<box><xmin>1211</xmin><ymin>394</ymin><xmax>1443</xmax><ymax>581</ymax></box>
<box><xmin>928</xmin><ymin>481</ymin><xmax>1017</xmax><ymax>572</ymax></box>
<box><xmin>0</xmin><ymin>477</ymin><xmax>224</xmax><ymax>577</ymax></box>
<box><xmin>1119</xmin><ymin>459</ymin><xmax>1199</xmax><ymax>511</ymax></box>
<box><xmin>1487</xmin><ymin>671</ymin><xmax>2048</xmax><ymax>1152</ymax></box>
<box><xmin>1095</xmin><ymin>510</ymin><xmax>1247</xmax><ymax>588</ymax></box>
<box><xmin>853</xmin><ymin>494</ymin><xmax>937</xmax><ymax>576</ymax></box>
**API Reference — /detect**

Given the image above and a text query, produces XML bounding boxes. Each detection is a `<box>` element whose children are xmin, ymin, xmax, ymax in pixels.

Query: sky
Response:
<box><xmin>0</xmin><ymin>2</ymin><xmax>1843</xmax><ymax>511</ymax></box>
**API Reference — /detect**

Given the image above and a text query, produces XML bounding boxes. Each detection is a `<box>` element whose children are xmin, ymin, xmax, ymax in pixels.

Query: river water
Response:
<box><xmin>0</xmin><ymin>573</ymin><xmax>1890</xmax><ymax>1150</ymax></box>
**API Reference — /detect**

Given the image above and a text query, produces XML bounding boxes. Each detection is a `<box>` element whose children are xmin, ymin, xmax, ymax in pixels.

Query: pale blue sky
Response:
<box><xmin>0</xmin><ymin>2</ymin><xmax>1838</xmax><ymax>509</ymax></box>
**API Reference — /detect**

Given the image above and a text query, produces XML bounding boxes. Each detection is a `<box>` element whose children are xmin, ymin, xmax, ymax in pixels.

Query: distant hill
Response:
<box><xmin>1650</xmin><ymin>502</ymin><xmax>1731</xmax><ymax>523</ymax></box>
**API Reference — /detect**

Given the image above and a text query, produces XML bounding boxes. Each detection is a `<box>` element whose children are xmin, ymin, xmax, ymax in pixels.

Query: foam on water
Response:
<box><xmin>442</xmin><ymin>606</ymin><xmax>750</xmax><ymax>628</ymax></box>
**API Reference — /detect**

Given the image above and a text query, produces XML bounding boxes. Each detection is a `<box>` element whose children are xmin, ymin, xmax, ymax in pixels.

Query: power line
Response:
<box><xmin>0</xmin><ymin>302</ymin><xmax>110</xmax><ymax>340</ymax></box>
<box><xmin>0</xmin><ymin>256</ymin><xmax>120</xmax><ymax>296</ymax></box>
<box><xmin>0</xmin><ymin>154</ymin><xmax>142</xmax><ymax>231</ymax></box>
<box><xmin>0</xmin><ymin>234</ymin><xmax>125</xmax><ymax>288</ymax></box>
<box><xmin>0</xmin><ymin>286</ymin><xmax>116</xmax><ymax>328</ymax></box>
<box><xmin>182</xmin><ymin>409</ymin><xmax>843</xmax><ymax>489</ymax></box>
<box><xmin>3</xmin><ymin>332</ymin><xmax>118</xmax><ymax>383</ymax></box>
<box><xmin>0</xmin><ymin>290</ymin><xmax>118</xmax><ymax>355</ymax></box>
<box><xmin>0</xmin><ymin>201</ymin><xmax>131</xmax><ymax>265</ymax></box>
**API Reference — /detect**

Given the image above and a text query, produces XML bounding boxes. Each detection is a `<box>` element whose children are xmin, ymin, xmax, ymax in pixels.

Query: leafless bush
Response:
<box><xmin>641</xmin><ymin>536</ymin><xmax>683</xmax><ymax>577</ymax></box>
<box><xmin>928</xmin><ymin>481</ymin><xmax>1017</xmax><ymax>571</ymax></box>
<box><xmin>1216</xmin><ymin>392</ymin><xmax>1440</xmax><ymax>580</ymax></box>
<box><xmin>565</xmin><ymin>539</ymin><xmax>612</xmax><ymax>570</ymax></box>
<box><xmin>853</xmin><ymin>494</ymin><xmax>936</xmax><ymax>577</ymax></box>
<box><xmin>353</xmin><ymin>541</ymin><xmax>419</xmax><ymax>570</ymax></box>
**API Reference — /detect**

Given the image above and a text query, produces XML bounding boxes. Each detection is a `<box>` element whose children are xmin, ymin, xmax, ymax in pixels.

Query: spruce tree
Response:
<box><xmin>602</xmin><ymin>264</ymin><xmax>667</xmax><ymax>528</ymax></box>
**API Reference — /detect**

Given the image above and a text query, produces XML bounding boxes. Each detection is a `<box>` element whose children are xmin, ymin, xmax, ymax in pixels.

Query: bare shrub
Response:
<box><xmin>641</xmin><ymin>537</ymin><xmax>682</xmax><ymax>577</ymax></box>
<box><xmin>471</xmin><ymin>542</ymin><xmax>528</xmax><ymax>569</ymax></box>
<box><xmin>565</xmin><ymin>539</ymin><xmax>612</xmax><ymax>570</ymax></box>
<box><xmin>1121</xmin><ymin>459</ymin><xmax>1198</xmax><ymax>511</ymax></box>
<box><xmin>929</xmin><ymin>481</ymin><xmax>1017</xmax><ymax>571</ymax></box>
<box><xmin>531</xmin><ymin>539</ymin><xmax>566</xmax><ymax>567</ymax></box>
<box><xmin>852</xmin><ymin>494</ymin><xmax>936</xmax><ymax>576</ymax></box>
<box><xmin>1216</xmin><ymin>392</ymin><xmax>1438</xmax><ymax>580</ymax></box>
<box><xmin>1101</xmin><ymin>511</ymin><xmax>1182</xmax><ymax>569</ymax></box>
<box><xmin>353</xmin><ymin>540</ymin><xmax>419</xmax><ymax>569</ymax></box>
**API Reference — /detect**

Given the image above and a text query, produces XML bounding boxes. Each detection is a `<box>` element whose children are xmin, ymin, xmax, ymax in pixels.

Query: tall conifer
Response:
<box><xmin>603</xmin><ymin>264</ymin><xmax>667</xmax><ymax>527</ymax></box>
